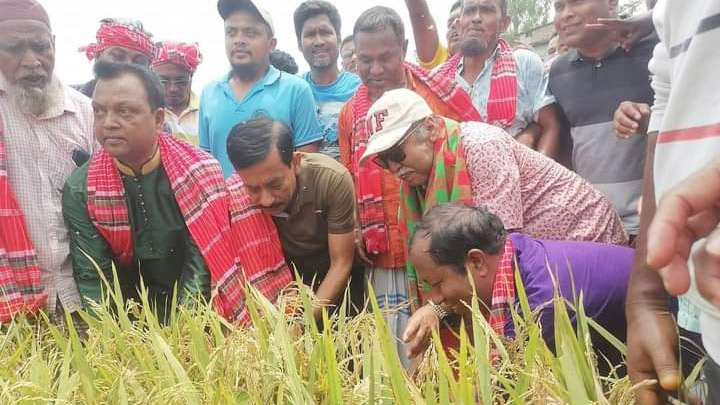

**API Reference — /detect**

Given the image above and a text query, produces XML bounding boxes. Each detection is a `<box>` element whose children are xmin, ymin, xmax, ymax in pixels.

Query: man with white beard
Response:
<box><xmin>0</xmin><ymin>0</ymin><xmax>95</xmax><ymax>322</ymax></box>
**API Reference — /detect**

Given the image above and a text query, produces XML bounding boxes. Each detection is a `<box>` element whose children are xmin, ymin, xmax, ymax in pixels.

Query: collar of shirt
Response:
<box><xmin>164</xmin><ymin>92</ymin><xmax>199</xmax><ymax>120</ymax></box>
<box><xmin>287</xmin><ymin>153</ymin><xmax>316</xmax><ymax>215</ymax></box>
<box><xmin>458</xmin><ymin>44</ymin><xmax>501</xmax><ymax>87</ymax></box>
<box><xmin>221</xmin><ymin>65</ymin><xmax>282</xmax><ymax>103</ymax></box>
<box><xmin>568</xmin><ymin>44</ymin><xmax>625</xmax><ymax>65</ymax></box>
<box><xmin>0</xmin><ymin>73</ymin><xmax>78</xmax><ymax>119</ymax></box>
<box><xmin>114</xmin><ymin>143</ymin><xmax>161</xmax><ymax>177</ymax></box>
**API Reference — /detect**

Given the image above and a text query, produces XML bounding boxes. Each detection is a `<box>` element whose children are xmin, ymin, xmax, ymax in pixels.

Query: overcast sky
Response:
<box><xmin>42</xmin><ymin>0</ymin><xmax>453</xmax><ymax>93</ymax></box>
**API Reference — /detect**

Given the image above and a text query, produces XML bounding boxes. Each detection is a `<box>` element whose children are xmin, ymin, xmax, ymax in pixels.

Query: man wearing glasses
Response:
<box><xmin>360</xmin><ymin>89</ymin><xmax>629</xmax><ymax>351</ymax></box>
<box><xmin>362</xmin><ymin>88</ymin><xmax>628</xmax><ymax>247</ymax></box>
<box><xmin>152</xmin><ymin>41</ymin><xmax>203</xmax><ymax>145</ymax></box>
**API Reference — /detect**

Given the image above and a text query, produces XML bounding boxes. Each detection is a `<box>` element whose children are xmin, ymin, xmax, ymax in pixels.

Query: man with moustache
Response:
<box><xmin>200</xmin><ymin>0</ymin><xmax>324</xmax><ymax>177</ymax></box>
<box><xmin>294</xmin><ymin>0</ymin><xmax>361</xmax><ymax>160</ymax></box>
<box><xmin>549</xmin><ymin>0</ymin><xmax>656</xmax><ymax>243</ymax></box>
<box><xmin>227</xmin><ymin>117</ymin><xmax>359</xmax><ymax>321</ymax></box>
<box><xmin>435</xmin><ymin>0</ymin><xmax>563</xmax><ymax>159</ymax></box>
<box><xmin>63</xmin><ymin>62</ymin><xmax>255</xmax><ymax>323</ymax></box>
<box><xmin>337</xmin><ymin>6</ymin><xmax>481</xmax><ymax>366</ymax></box>
<box><xmin>0</xmin><ymin>0</ymin><xmax>95</xmax><ymax>322</ymax></box>
<box><xmin>75</xmin><ymin>18</ymin><xmax>155</xmax><ymax>98</ymax></box>
<box><xmin>151</xmin><ymin>41</ymin><xmax>203</xmax><ymax>145</ymax></box>
<box><xmin>340</xmin><ymin>36</ymin><xmax>356</xmax><ymax>73</ymax></box>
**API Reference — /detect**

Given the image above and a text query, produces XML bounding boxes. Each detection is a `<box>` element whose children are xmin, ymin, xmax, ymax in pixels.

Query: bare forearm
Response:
<box><xmin>627</xmin><ymin>132</ymin><xmax>668</xmax><ymax>311</ymax></box>
<box><xmin>515</xmin><ymin>123</ymin><xmax>540</xmax><ymax>148</ymax></box>
<box><xmin>405</xmin><ymin>0</ymin><xmax>439</xmax><ymax>63</ymax></box>
<box><xmin>535</xmin><ymin>105</ymin><xmax>562</xmax><ymax>159</ymax></box>
<box><xmin>314</xmin><ymin>261</ymin><xmax>353</xmax><ymax>309</ymax></box>
<box><xmin>297</xmin><ymin>142</ymin><xmax>320</xmax><ymax>154</ymax></box>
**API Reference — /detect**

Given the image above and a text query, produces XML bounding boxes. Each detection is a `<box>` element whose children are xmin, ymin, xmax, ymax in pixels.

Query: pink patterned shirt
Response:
<box><xmin>460</xmin><ymin>122</ymin><xmax>627</xmax><ymax>245</ymax></box>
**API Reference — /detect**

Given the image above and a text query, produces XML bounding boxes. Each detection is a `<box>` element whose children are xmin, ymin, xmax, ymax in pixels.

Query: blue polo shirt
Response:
<box><xmin>199</xmin><ymin>66</ymin><xmax>324</xmax><ymax>177</ymax></box>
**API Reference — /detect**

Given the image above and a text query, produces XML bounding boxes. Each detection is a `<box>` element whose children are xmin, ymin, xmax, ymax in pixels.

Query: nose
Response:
<box><xmin>19</xmin><ymin>49</ymin><xmax>42</xmax><ymax>69</ymax></box>
<box><xmin>101</xmin><ymin>111</ymin><xmax>120</xmax><ymax>129</ymax></box>
<box><xmin>369</xmin><ymin>61</ymin><xmax>384</xmax><ymax>76</ymax></box>
<box><xmin>258</xmin><ymin>190</ymin><xmax>276</xmax><ymax>209</ymax></box>
<box><xmin>166</xmin><ymin>81</ymin><xmax>179</xmax><ymax>93</ymax></box>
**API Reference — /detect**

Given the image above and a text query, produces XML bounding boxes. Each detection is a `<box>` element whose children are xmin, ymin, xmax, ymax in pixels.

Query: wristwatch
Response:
<box><xmin>428</xmin><ymin>300</ymin><xmax>451</xmax><ymax>320</ymax></box>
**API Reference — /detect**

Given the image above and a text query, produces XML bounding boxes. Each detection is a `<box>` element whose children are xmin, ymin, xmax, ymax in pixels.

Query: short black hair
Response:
<box><xmin>412</xmin><ymin>203</ymin><xmax>507</xmax><ymax>273</ymax></box>
<box><xmin>341</xmin><ymin>35</ymin><xmax>353</xmax><ymax>48</ymax></box>
<box><xmin>227</xmin><ymin>117</ymin><xmax>294</xmax><ymax>170</ymax></box>
<box><xmin>269</xmin><ymin>49</ymin><xmax>299</xmax><ymax>74</ymax></box>
<box><xmin>93</xmin><ymin>61</ymin><xmax>165</xmax><ymax>110</ymax></box>
<box><xmin>460</xmin><ymin>0</ymin><xmax>507</xmax><ymax>17</ymax></box>
<box><xmin>293</xmin><ymin>0</ymin><xmax>341</xmax><ymax>45</ymax></box>
<box><xmin>353</xmin><ymin>6</ymin><xmax>405</xmax><ymax>45</ymax></box>
<box><xmin>450</xmin><ymin>0</ymin><xmax>462</xmax><ymax>13</ymax></box>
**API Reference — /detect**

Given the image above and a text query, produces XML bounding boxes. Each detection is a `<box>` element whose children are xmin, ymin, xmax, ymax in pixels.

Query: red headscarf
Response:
<box><xmin>79</xmin><ymin>19</ymin><xmax>154</xmax><ymax>61</ymax></box>
<box><xmin>151</xmin><ymin>41</ymin><xmax>203</xmax><ymax>73</ymax></box>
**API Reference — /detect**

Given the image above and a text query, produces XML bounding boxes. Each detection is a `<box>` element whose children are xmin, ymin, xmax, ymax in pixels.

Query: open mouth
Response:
<box><xmin>19</xmin><ymin>74</ymin><xmax>47</xmax><ymax>87</ymax></box>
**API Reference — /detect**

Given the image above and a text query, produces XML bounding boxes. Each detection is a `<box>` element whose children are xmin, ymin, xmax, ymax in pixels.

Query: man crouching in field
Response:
<box><xmin>63</xmin><ymin>62</ymin><xmax>248</xmax><ymax>322</ymax></box>
<box><xmin>403</xmin><ymin>203</ymin><xmax>632</xmax><ymax>372</ymax></box>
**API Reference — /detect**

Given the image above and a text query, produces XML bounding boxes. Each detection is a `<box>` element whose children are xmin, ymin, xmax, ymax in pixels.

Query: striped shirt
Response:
<box><xmin>0</xmin><ymin>75</ymin><xmax>96</xmax><ymax>313</ymax></box>
<box><xmin>455</xmin><ymin>48</ymin><xmax>554</xmax><ymax>137</ymax></box>
<box><xmin>648</xmin><ymin>0</ymin><xmax>720</xmax><ymax>362</ymax></box>
<box><xmin>549</xmin><ymin>36</ymin><xmax>657</xmax><ymax>235</ymax></box>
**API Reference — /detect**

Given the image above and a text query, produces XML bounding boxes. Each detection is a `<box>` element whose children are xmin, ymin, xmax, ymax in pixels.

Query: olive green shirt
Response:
<box><xmin>62</xmin><ymin>160</ymin><xmax>210</xmax><ymax>318</ymax></box>
<box><xmin>271</xmin><ymin>153</ymin><xmax>355</xmax><ymax>281</ymax></box>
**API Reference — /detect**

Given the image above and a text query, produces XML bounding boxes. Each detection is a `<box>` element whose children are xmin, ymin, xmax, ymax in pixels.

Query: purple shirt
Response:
<box><xmin>506</xmin><ymin>233</ymin><xmax>632</xmax><ymax>356</ymax></box>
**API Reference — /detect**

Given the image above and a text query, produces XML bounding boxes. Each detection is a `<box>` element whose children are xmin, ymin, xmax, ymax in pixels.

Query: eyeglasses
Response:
<box><xmin>159</xmin><ymin>77</ymin><xmax>191</xmax><ymax>87</ymax></box>
<box><xmin>373</xmin><ymin>119</ymin><xmax>425</xmax><ymax>169</ymax></box>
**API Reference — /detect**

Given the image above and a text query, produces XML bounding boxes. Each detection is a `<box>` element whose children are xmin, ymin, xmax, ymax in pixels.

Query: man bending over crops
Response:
<box><xmin>227</xmin><ymin>117</ymin><xmax>362</xmax><ymax>320</ymax></box>
<box><xmin>403</xmin><ymin>203</ymin><xmax>631</xmax><ymax>366</ymax></box>
<box><xmin>359</xmin><ymin>88</ymin><xmax>627</xmax><ymax>320</ymax></box>
<box><xmin>63</xmin><ymin>62</ymin><xmax>249</xmax><ymax>323</ymax></box>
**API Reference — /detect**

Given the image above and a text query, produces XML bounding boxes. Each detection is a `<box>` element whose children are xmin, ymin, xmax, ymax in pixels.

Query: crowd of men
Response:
<box><xmin>0</xmin><ymin>0</ymin><xmax>718</xmax><ymax>402</ymax></box>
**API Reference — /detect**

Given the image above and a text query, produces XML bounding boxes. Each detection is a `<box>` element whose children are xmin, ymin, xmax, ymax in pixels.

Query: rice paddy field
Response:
<box><xmin>0</xmin><ymin>276</ymin><xmax>704</xmax><ymax>404</ymax></box>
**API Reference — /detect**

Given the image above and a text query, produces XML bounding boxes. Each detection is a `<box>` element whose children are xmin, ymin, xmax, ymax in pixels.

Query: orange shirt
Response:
<box><xmin>338</xmin><ymin>68</ymin><xmax>464</xmax><ymax>269</ymax></box>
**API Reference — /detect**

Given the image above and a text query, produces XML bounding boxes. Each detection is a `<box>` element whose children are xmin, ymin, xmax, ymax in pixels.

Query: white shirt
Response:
<box><xmin>0</xmin><ymin>74</ymin><xmax>96</xmax><ymax>313</ymax></box>
<box><xmin>649</xmin><ymin>0</ymin><xmax>720</xmax><ymax>362</ymax></box>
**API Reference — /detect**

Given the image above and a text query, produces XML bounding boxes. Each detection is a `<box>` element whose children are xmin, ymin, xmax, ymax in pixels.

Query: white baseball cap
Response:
<box><xmin>217</xmin><ymin>0</ymin><xmax>275</xmax><ymax>36</ymax></box>
<box><xmin>359</xmin><ymin>88</ymin><xmax>434</xmax><ymax>164</ymax></box>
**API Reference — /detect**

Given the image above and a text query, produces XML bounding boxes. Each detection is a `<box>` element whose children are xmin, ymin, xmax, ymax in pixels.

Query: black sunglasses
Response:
<box><xmin>374</xmin><ymin>120</ymin><xmax>425</xmax><ymax>169</ymax></box>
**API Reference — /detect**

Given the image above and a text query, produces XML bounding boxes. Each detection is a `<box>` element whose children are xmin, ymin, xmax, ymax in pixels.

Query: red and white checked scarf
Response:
<box><xmin>0</xmin><ymin>118</ymin><xmax>47</xmax><ymax>321</ymax></box>
<box><xmin>349</xmin><ymin>62</ymin><xmax>481</xmax><ymax>255</ymax></box>
<box><xmin>80</xmin><ymin>22</ymin><xmax>154</xmax><ymax>61</ymax></box>
<box><xmin>227</xmin><ymin>174</ymin><xmax>293</xmax><ymax>324</ymax></box>
<box><xmin>488</xmin><ymin>237</ymin><xmax>516</xmax><ymax>336</ymax></box>
<box><xmin>151</xmin><ymin>41</ymin><xmax>203</xmax><ymax>73</ymax></box>
<box><xmin>435</xmin><ymin>39</ymin><xmax>518</xmax><ymax>130</ymax></box>
<box><xmin>85</xmin><ymin>134</ymin><xmax>250</xmax><ymax>322</ymax></box>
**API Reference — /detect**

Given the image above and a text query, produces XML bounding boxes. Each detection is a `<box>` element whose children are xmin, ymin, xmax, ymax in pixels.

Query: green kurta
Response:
<box><xmin>62</xmin><ymin>161</ymin><xmax>210</xmax><ymax>318</ymax></box>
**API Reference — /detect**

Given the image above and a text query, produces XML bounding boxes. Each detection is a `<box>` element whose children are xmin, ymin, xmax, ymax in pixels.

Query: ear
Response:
<box><xmin>291</xmin><ymin>151</ymin><xmax>302</xmax><ymax>175</ymax></box>
<box><xmin>464</xmin><ymin>248</ymin><xmax>490</xmax><ymax>278</ymax></box>
<box><xmin>153</xmin><ymin>108</ymin><xmax>165</xmax><ymax>131</ymax></box>
<box><xmin>425</xmin><ymin>116</ymin><xmax>443</xmax><ymax>142</ymax></box>
<box><xmin>270</xmin><ymin>37</ymin><xmax>278</xmax><ymax>51</ymax></box>
<box><xmin>402</xmin><ymin>39</ymin><xmax>409</xmax><ymax>59</ymax></box>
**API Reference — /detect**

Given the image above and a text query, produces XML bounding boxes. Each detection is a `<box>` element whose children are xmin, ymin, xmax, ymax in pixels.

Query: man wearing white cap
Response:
<box><xmin>199</xmin><ymin>0</ymin><xmax>324</xmax><ymax>177</ymax></box>
<box><xmin>359</xmin><ymin>88</ymin><xmax>628</xmax><ymax>344</ymax></box>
